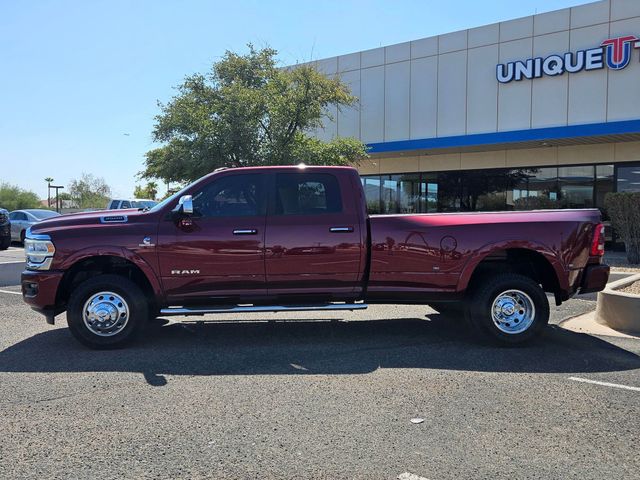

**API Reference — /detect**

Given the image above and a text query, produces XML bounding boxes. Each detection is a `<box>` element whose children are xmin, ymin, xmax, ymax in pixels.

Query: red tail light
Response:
<box><xmin>590</xmin><ymin>223</ymin><xmax>605</xmax><ymax>256</ymax></box>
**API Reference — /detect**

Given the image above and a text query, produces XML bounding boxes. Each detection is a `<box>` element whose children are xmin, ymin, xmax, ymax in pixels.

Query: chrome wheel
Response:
<box><xmin>82</xmin><ymin>291</ymin><xmax>129</xmax><ymax>337</ymax></box>
<box><xmin>491</xmin><ymin>289</ymin><xmax>535</xmax><ymax>335</ymax></box>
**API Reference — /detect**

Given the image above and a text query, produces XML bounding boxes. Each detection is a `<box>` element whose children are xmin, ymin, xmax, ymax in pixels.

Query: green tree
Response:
<box><xmin>0</xmin><ymin>183</ymin><xmax>42</xmax><ymax>210</ymax></box>
<box><xmin>68</xmin><ymin>173</ymin><xmax>112</xmax><ymax>209</ymax></box>
<box><xmin>142</xmin><ymin>45</ymin><xmax>368</xmax><ymax>183</ymax></box>
<box><xmin>133</xmin><ymin>181</ymin><xmax>158</xmax><ymax>200</ymax></box>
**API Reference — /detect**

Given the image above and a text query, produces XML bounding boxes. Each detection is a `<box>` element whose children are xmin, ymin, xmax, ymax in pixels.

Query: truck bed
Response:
<box><xmin>367</xmin><ymin>209</ymin><xmax>601</xmax><ymax>300</ymax></box>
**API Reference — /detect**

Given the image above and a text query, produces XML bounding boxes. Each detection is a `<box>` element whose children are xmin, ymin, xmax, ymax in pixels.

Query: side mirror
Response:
<box><xmin>177</xmin><ymin>195</ymin><xmax>193</xmax><ymax>215</ymax></box>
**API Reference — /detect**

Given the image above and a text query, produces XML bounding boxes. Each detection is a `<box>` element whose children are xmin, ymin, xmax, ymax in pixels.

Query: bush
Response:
<box><xmin>605</xmin><ymin>192</ymin><xmax>640</xmax><ymax>264</ymax></box>
<box><xmin>0</xmin><ymin>183</ymin><xmax>42</xmax><ymax>211</ymax></box>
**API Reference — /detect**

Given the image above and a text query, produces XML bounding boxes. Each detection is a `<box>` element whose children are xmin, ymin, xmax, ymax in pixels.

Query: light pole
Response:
<box><xmin>50</xmin><ymin>185</ymin><xmax>64</xmax><ymax>213</ymax></box>
<box><xmin>45</xmin><ymin>177</ymin><xmax>54</xmax><ymax>208</ymax></box>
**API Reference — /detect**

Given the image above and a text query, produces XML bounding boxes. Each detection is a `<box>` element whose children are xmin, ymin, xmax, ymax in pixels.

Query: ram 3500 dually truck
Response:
<box><xmin>21</xmin><ymin>166</ymin><xmax>609</xmax><ymax>348</ymax></box>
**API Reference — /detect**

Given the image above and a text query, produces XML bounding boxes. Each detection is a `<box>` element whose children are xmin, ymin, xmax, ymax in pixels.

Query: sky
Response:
<box><xmin>0</xmin><ymin>0</ymin><xmax>589</xmax><ymax>200</ymax></box>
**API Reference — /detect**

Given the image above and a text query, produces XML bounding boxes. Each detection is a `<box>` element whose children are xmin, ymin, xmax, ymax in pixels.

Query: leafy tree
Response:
<box><xmin>142</xmin><ymin>45</ymin><xmax>368</xmax><ymax>183</ymax></box>
<box><xmin>0</xmin><ymin>183</ymin><xmax>42</xmax><ymax>210</ymax></box>
<box><xmin>58</xmin><ymin>192</ymin><xmax>73</xmax><ymax>201</ymax></box>
<box><xmin>68</xmin><ymin>173</ymin><xmax>112</xmax><ymax>209</ymax></box>
<box><xmin>133</xmin><ymin>181</ymin><xmax>158</xmax><ymax>200</ymax></box>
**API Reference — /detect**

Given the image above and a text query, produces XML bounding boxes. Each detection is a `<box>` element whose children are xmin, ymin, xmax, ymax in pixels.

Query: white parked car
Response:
<box><xmin>106</xmin><ymin>199</ymin><xmax>157</xmax><ymax>210</ymax></box>
<box><xmin>9</xmin><ymin>209</ymin><xmax>61</xmax><ymax>244</ymax></box>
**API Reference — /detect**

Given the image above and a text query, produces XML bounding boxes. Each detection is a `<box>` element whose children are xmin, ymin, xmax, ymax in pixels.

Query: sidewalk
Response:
<box><xmin>559</xmin><ymin>311</ymin><xmax>640</xmax><ymax>339</ymax></box>
<box><xmin>605</xmin><ymin>251</ymin><xmax>640</xmax><ymax>274</ymax></box>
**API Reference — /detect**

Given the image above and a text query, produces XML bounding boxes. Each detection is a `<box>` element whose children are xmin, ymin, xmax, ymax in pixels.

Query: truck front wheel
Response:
<box><xmin>67</xmin><ymin>274</ymin><xmax>148</xmax><ymax>349</ymax></box>
<box><xmin>466</xmin><ymin>273</ymin><xmax>549</xmax><ymax>345</ymax></box>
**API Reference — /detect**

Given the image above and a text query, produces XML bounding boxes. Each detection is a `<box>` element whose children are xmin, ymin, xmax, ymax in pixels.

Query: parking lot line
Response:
<box><xmin>0</xmin><ymin>289</ymin><xmax>21</xmax><ymax>295</ymax></box>
<box><xmin>569</xmin><ymin>377</ymin><xmax>640</xmax><ymax>392</ymax></box>
<box><xmin>398</xmin><ymin>473</ymin><xmax>430</xmax><ymax>480</ymax></box>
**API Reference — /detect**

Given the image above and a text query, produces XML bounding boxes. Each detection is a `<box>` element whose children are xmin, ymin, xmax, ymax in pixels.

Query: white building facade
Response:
<box><xmin>309</xmin><ymin>0</ymin><xmax>640</xmax><ymax>216</ymax></box>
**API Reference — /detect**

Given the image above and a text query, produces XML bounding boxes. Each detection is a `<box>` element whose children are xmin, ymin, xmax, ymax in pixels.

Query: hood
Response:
<box><xmin>29</xmin><ymin>209</ymin><xmax>156</xmax><ymax>235</ymax></box>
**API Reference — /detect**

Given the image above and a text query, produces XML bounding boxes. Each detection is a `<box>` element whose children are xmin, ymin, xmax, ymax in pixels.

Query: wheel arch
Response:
<box><xmin>56</xmin><ymin>252</ymin><xmax>161</xmax><ymax>312</ymax></box>
<box><xmin>458</xmin><ymin>243</ymin><xmax>567</xmax><ymax>297</ymax></box>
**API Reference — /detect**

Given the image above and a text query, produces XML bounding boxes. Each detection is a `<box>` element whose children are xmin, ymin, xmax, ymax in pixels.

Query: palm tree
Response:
<box><xmin>45</xmin><ymin>177</ymin><xmax>54</xmax><ymax>208</ymax></box>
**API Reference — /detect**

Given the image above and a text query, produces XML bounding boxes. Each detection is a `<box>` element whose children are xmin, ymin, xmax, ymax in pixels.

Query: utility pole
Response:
<box><xmin>50</xmin><ymin>185</ymin><xmax>64</xmax><ymax>213</ymax></box>
<box><xmin>45</xmin><ymin>177</ymin><xmax>54</xmax><ymax>208</ymax></box>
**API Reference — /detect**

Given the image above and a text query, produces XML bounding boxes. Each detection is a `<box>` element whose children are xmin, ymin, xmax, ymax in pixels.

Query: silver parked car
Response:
<box><xmin>9</xmin><ymin>209</ymin><xmax>61</xmax><ymax>244</ymax></box>
<box><xmin>106</xmin><ymin>198</ymin><xmax>157</xmax><ymax>210</ymax></box>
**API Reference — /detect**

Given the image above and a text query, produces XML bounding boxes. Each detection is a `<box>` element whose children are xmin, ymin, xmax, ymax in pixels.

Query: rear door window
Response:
<box><xmin>274</xmin><ymin>173</ymin><xmax>342</xmax><ymax>215</ymax></box>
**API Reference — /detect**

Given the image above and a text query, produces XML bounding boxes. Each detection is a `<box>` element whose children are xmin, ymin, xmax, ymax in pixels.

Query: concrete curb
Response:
<box><xmin>595</xmin><ymin>273</ymin><xmax>640</xmax><ymax>335</ymax></box>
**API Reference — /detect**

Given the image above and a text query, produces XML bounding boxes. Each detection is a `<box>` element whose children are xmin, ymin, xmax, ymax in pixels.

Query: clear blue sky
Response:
<box><xmin>1</xmin><ymin>0</ymin><xmax>588</xmax><ymax>199</ymax></box>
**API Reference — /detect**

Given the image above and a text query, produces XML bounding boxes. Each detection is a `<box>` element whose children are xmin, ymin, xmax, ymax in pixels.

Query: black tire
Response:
<box><xmin>0</xmin><ymin>236</ymin><xmax>9</xmax><ymax>250</ymax></box>
<box><xmin>67</xmin><ymin>274</ymin><xmax>149</xmax><ymax>349</ymax></box>
<box><xmin>19</xmin><ymin>230</ymin><xmax>26</xmax><ymax>245</ymax></box>
<box><xmin>465</xmin><ymin>273</ymin><xmax>549</xmax><ymax>345</ymax></box>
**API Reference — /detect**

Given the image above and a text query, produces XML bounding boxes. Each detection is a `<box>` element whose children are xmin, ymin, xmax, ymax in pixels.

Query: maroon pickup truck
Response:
<box><xmin>21</xmin><ymin>165</ymin><xmax>609</xmax><ymax>348</ymax></box>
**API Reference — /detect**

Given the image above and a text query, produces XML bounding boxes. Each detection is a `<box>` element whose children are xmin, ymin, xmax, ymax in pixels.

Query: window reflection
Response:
<box><xmin>360</xmin><ymin>163</ymin><xmax>619</xmax><ymax>215</ymax></box>
<box><xmin>559</xmin><ymin>166</ymin><xmax>594</xmax><ymax>208</ymax></box>
<box><xmin>593</xmin><ymin>164</ymin><xmax>614</xmax><ymax>213</ymax></box>
<box><xmin>617</xmin><ymin>164</ymin><xmax>640</xmax><ymax>193</ymax></box>
<box><xmin>361</xmin><ymin>177</ymin><xmax>381</xmax><ymax>213</ymax></box>
<box><xmin>381</xmin><ymin>176</ymin><xmax>399</xmax><ymax>213</ymax></box>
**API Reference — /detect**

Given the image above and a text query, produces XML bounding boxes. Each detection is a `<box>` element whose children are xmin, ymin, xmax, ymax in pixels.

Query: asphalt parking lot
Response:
<box><xmin>0</xmin><ymin>246</ymin><xmax>25</xmax><ymax>287</ymax></box>
<box><xmin>0</xmin><ymin>245</ymin><xmax>25</xmax><ymax>262</ymax></box>
<box><xmin>1</xmin><ymin>281</ymin><xmax>639</xmax><ymax>479</ymax></box>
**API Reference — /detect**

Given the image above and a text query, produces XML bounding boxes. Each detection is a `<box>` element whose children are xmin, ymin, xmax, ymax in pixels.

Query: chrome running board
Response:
<box><xmin>159</xmin><ymin>303</ymin><xmax>368</xmax><ymax>316</ymax></box>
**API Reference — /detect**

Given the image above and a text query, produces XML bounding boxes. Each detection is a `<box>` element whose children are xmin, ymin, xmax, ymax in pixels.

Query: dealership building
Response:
<box><xmin>309</xmin><ymin>0</ymin><xmax>640</xmax><ymax>217</ymax></box>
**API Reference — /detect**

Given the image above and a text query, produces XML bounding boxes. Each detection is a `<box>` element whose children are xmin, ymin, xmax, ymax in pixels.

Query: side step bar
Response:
<box><xmin>159</xmin><ymin>303</ymin><xmax>368</xmax><ymax>316</ymax></box>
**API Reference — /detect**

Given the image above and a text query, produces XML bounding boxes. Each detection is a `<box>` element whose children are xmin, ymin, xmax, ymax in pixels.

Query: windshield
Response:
<box><xmin>148</xmin><ymin>182</ymin><xmax>195</xmax><ymax>213</ymax></box>
<box><xmin>29</xmin><ymin>210</ymin><xmax>61</xmax><ymax>220</ymax></box>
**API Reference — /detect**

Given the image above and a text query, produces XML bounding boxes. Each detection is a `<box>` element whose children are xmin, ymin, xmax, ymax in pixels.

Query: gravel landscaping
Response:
<box><xmin>619</xmin><ymin>281</ymin><xmax>640</xmax><ymax>295</ymax></box>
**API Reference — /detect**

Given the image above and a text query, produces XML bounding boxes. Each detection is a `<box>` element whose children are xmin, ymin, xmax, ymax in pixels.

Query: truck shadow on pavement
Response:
<box><xmin>1</xmin><ymin>314</ymin><xmax>639</xmax><ymax>386</ymax></box>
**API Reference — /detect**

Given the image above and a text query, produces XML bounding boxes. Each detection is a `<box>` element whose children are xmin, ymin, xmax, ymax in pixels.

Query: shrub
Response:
<box><xmin>0</xmin><ymin>183</ymin><xmax>41</xmax><ymax>210</ymax></box>
<box><xmin>605</xmin><ymin>192</ymin><xmax>640</xmax><ymax>264</ymax></box>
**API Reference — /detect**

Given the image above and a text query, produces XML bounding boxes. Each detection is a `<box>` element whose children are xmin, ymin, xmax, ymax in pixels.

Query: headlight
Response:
<box><xmin>24</xmin><ymin>231</ymin><xmax>55</xmax><ymax>271</ymax></box>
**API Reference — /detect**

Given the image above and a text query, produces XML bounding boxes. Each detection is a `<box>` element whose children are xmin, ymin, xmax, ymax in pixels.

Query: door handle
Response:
<box><xmin>329</xmin><ymin>226</ymin><xmax>354</xmax><ymax>233</ymax></box>
<box><xmin>233</xmin><ymin>229</ymin><xmax>258</xmax><ymax>235</ymax></box>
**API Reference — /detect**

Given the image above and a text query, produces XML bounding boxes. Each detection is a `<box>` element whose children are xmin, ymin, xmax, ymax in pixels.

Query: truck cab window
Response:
<box><xmin>192</xmin><ymin>174</ymin><xmax>264</xmax><ymax>217</ymax></box>
<box><xmin>275</xmin><ymin>173</ymin><xmax>342</xmax><ymax>215</ymax></box>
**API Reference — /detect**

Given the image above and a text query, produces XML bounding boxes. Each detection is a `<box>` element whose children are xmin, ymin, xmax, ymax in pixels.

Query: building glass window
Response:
<box><xmin>595</xmin><ymin>165</ymin><xmax>614</xmax><ymax>215</ymax></box>
<box><xmin>436</xmin><ymin>172</ymin><xmax>462</xmax><ymax>212</ymax></box>
<box><xmin>423</xmin><ymin>174</ymin><xmax>438</xmax><ymax>213</ymax></box>
<box><xmin>617</xmin><ymin>164</ymin><xmax>640</xmax><ymax>193</ymax></box>
<box><xmin>396</xmin><ymin>174</ymin><xmax>422</xmax><ymax>213</ymax></box>
<box><xmin>361</xmin><ymin>176</ymin><xmax>382</xmax><ymax>214</ymax></box>
<box><xmin>359</xmin><ymin>163</ymin><xmax>626</xmax><ymax>216</ymax></box>
<box><xmin>511</xmin><ymin>167</ymin><xmax>560</xmax><ymax>210</ymax></box>
<box><xmin>558</xmin><ymin>165</ymin><xmax>595</xmax><ymax>208</ymax></box>
<box><xmin>381</xmin><ymin>176</ymin><xmax>399</xmax><ymax>213</ymax></box>
<box><xmin>460</xmin><ymin>170</ymin><xmax>507</xmax><ymax>212</ymax></box>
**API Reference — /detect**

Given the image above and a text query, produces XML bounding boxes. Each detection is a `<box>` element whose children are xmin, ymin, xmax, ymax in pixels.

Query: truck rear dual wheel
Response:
<box><xmin>67</xmin><ymin>274</ymin><xmax>148</xmax><ymax>349</ymax></box>
<box><xmin>466</xmin><ymin>273</ymin><xmax>549</xmax><ymax>345</ymax></box>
